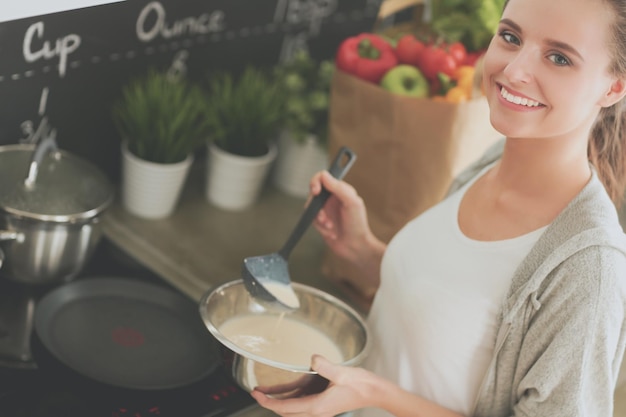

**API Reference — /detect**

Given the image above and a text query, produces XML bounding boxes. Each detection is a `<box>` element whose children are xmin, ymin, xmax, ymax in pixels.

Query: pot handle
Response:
<box><xmin>0</xmin><ymin>231</ymin><xmax>21</xmax><ymax>242</ymax></box>
<box><xmin>0</xmin><ymin>231</ymin><xmax>23</xmax><ymax>270</ymax></box>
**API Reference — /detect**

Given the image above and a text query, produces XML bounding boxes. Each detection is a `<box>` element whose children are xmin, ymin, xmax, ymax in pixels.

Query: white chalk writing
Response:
<box><xmin>274</xmin><ymin>0</ymin><xmax>338</xmax><ymax>35</ymax></box>
<box><xmin>136</xmin><ymin>1</ymin><xmax>225</xmax><ymax>43</ymax></box>
<box><xmin>22</xmin><ymin>22</ymin><xmax>81</xmax><ymax>78</ymax></box>
<box><xmin>20</xmin><ymin>87</ymin><xmax>55</xmax><ymax>144</ymax></box>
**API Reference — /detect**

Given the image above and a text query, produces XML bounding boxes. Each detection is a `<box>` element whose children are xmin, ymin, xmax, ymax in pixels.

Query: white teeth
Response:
<box><xmin>500</xmin><ymin>87</ymin><xmax>541</xmax><ymax>107</ymax></box>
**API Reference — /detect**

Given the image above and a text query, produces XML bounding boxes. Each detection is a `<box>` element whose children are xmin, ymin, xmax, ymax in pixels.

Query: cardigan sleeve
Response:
<box><xmin>510</xmin><ymin>246</ymin><xmax>626</xmax><ymax>417</ymax></box>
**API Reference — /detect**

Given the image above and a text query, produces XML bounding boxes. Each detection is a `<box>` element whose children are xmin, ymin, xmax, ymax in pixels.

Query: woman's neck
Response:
<box><xmin>496</xmin><ymin>136</ymin><xmax>591</xmax><ymax>199</ymax></box>
<box><xmin>457</xmin><ymin>135</ymin><xmax>592</xmax><ymax>241</ymax></box>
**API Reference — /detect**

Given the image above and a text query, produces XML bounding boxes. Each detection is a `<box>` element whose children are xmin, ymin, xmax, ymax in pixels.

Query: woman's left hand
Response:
<box><xmin>250</xmin><ymin>355</ymin><xmax>376</xmax><ymax>417</ymax></box>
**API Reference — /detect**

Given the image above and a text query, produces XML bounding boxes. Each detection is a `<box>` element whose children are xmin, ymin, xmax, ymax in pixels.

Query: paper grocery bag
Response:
<box><xmin>322</xmin><ymin>70</ymin><xmax>502</xmax><ymax>309</ymax></box>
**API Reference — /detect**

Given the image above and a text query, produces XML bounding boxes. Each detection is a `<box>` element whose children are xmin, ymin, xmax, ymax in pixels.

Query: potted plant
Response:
<box><xmin>272</xmin><ymin>50</ymin><xmax>334</xmax><ymax>198</ymax></box>
<box><xmin>203</xmin><ymin>66</ymin><xmax>285</xmax><ymax>210</ymax></box>
<box><xmin>112</xmin><ymin>69</ymin><xmax>209</xmax><ymax>219</ymax></box>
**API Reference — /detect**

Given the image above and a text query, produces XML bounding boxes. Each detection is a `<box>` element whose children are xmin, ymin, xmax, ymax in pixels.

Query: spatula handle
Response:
<box><xmin>278</xmin><ymin>146</ymin><xmax>357</xmax><ymax>259</ymax></box>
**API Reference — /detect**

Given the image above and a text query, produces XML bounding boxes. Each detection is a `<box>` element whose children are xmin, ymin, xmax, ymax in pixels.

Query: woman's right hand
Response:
<box><xmin>309</xmin><ymin>171</ymin><xmax>368</xmax><ymax>259</ymax></box>
<box><xmin>309</xmin><ymin>171</ymin><xmax>386</xmax><ymax>290</ymax></box>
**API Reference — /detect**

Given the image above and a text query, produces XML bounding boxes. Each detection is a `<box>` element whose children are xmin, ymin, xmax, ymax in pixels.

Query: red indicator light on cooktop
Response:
<box><xmin>111</xmin><ymin>406</ymin><xmax>161</xmax><ymax>416</ymax></box>
<box><xmin>111</xmin><ymin>326</ymin><xmax>145</xmax><ymax>347</ymax></box>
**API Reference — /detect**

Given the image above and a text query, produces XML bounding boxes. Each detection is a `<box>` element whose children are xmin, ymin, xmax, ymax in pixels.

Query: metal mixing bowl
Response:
<box><xmin>199</xmin><ymin>279</ymin><xmax>370</xmax><ymax>399</ymax></box>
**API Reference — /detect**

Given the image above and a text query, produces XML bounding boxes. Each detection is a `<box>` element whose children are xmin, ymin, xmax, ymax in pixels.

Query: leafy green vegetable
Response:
<box><xmin>430</xmin><ymin>0</ymin><xmax>506</xmax><ymax>51</ymax></box>
<box><xmin>273</xmin><ymin>50</ymin><xmax>334</xmax><ymax>147</ymax></box>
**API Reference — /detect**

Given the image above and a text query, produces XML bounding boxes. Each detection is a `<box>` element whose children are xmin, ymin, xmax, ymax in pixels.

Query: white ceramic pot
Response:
<box><xmin>205</xmin><ymin>142</ymin><xmax>277</xmax><ymax>211</ymax></box>
<box><xmin>121</xmin><ymin>143</ymin><xmax>193</xmax><ymax>219</ymax></box>
<box><xmin>273</xmin><ymin>132</ymin><xmax>328</xmax><ymax>199</ymax></box>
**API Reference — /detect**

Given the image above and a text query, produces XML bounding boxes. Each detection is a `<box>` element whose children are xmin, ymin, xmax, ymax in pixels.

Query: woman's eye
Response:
<box><xmin>548</xmin><ymin>53</ymin><xmax>571</xmax><ymax>66</ymax></box>
<box><xmin>499</xmin><ymin>30</ymin><xmax>520</xmax><ymax>46</ymax></box>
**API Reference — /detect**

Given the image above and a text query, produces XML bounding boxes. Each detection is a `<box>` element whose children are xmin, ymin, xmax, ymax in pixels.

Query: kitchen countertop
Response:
<box><xmin>101</xmin><ymin>165</ymin><xmax>347</xmax><ymax>417</ymax></box>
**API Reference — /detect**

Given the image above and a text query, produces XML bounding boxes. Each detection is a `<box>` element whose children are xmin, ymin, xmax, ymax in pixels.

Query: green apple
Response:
<box><xmin>380</xmin><ymin>64</ymin><xmax>429</xmax><ymax>98</ymax></box>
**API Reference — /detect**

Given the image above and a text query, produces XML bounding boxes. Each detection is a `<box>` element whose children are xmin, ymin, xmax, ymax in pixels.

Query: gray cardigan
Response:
<box><xmin>447</xmin><ymin>141</ymin><xmax>626</xmax><ymax>416</ymax></box>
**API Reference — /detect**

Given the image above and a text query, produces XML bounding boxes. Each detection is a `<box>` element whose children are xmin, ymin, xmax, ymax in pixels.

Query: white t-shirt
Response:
<box><xmin>358</xmin><ymin>165</ymin><xmax>546</xmax><ymax>417</ymax></box>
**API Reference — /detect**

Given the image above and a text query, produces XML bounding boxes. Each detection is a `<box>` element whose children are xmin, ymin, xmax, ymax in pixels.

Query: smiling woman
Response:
<box><xmin>1</xmin><ymin>0</ymin><xmax>125</xmax><ymax>22</ymax></box>
<box><xmin>249</xmin><ymin>0</ymin><xmax>626</xmax><ymax>416</ymax></box>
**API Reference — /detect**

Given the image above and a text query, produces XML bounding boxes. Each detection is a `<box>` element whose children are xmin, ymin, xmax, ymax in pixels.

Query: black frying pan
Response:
<box><xmin>34</xmin><ymin>277</ymin><xmax>219</xmax><ymax>390</ymax></box>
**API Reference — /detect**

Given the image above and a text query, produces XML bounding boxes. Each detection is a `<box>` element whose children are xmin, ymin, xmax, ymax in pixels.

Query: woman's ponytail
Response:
<box><xmin>588</xmin><ymin>100</ymin><xmax>626</xmax><ymax>207</ymax></box>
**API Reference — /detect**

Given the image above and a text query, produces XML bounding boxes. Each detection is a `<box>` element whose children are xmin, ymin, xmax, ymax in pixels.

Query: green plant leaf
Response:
<box><xmin>204</xmin><ymin>67</ymin><xmax>285</xmax><ymax>157</ymax></box>
<box><xmin>112</xmin><ymin>69</ymin><xmax>210</xmax><ymax>164</ymax></box>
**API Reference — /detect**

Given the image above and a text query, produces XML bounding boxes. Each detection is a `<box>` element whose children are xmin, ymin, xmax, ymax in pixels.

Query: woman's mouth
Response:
<box><xmin>499</xmin><ymin>85</ymin><xmax>544</xmax><ymax>108</ymax></box>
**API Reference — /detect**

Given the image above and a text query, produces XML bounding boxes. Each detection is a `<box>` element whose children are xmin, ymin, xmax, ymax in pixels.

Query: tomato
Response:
<box><xmin>395</xmin><ymin>34</ymin><xmax>425</xmax><ymax>67</ymax></box>
<box><xmin>463</xmin><ymin>49</ymin><xmax>486</xmax><ymax>67</ymax></box>
<box><xmin>436</xmin><ymin>53</ymin><xmax>458</xmax><ymax>79</ymax></box>
<box><xmin>447</xmin><ymin>42</ymin><xmax>467</xmax><ymax>66</ymax></box>
<box><xmin>419</xmin><ymin>44</ymin><xmax>457</xmax><ymax>80</ymax></box>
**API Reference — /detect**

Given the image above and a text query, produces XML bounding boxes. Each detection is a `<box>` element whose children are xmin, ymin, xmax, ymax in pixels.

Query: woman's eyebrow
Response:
<box><xmin>500</xmin><ymin>18</ymin><xmax>522</xmax><ymax>33</ymax></box>
<box><xmin>545</xmin><ymin>39</ymin><xmax>584</xmax><ymax>61</ymax></box>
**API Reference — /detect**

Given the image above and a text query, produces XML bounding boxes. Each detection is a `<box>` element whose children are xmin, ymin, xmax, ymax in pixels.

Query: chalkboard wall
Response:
<box><xmin>0</xmin><ymin>0</ymin><xmax>382</xmax><ymax>180</ymax></box>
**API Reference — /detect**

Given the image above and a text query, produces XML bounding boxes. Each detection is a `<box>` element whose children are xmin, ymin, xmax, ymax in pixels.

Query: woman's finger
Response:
<box><xmin>309</xmin><ymin>170</ymin><xmax>326</xmax><ymax>196</ymax></box>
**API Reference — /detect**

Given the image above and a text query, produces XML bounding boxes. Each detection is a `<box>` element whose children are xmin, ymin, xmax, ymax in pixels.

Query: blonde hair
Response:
<box><xmin>588</xmin><ymin>0</ymin><xmax>626</xmax><ymax>207</ymax></box>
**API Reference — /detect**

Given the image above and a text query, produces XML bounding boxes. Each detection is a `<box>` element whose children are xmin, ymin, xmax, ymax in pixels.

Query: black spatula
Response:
<box><xmin>242</xmin><ymin>146</ymin><xmax>356</xmax><ymax>310</ymax></box>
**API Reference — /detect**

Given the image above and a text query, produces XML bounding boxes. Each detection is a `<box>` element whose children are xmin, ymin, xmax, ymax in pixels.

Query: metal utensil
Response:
<box><xmin>199</xmin><ymin>279</ymin><xmax>370</xmax><ymax>398</ymax></box>
<box><xmin>242</xmin><ymin>146</ymin><xmax>356</xmax><ymax>310</ymax></box>
<box><xmin>24</xmin><ymin>129</ymin><xmax>58</xmax><ymax>189</ymax></box>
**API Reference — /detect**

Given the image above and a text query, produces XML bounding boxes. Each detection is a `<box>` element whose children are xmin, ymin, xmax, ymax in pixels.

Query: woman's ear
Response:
<box><xmin>600</xmin><ymin>78</ymin><xmax>626</xmax><ymax>108</ymax></box>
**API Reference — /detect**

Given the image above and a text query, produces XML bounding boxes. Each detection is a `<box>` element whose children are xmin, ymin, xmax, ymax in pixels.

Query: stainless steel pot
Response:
<box><xmin>0</xmin><ymin>135</ymin><xmax>114</xmax><ymax>284</ymax></box>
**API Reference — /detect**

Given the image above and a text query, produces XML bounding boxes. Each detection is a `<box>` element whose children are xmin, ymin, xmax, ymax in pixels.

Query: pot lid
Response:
<box><xmin>0</xmin><ymin>144</ymin><xmax>114</xmax><ymax>221</ymax></box>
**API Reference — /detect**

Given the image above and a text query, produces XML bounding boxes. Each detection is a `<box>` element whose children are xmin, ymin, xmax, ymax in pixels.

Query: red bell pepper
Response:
<box><xmin>335</xmin><ymin>33</ymin><xmax>398</xmax><ymax>84</ymax></box>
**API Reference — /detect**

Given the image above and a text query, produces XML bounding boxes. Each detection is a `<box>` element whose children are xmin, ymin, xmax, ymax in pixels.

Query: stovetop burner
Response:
<box><xmin>0</xmin><ymin>239</ymin><xmax>256</xmax><ymax>417</ymax></box>
<box><xmin>0</xmin><ymin>361</ymin><xmax>255</xmax><ymax>417</ymax></box>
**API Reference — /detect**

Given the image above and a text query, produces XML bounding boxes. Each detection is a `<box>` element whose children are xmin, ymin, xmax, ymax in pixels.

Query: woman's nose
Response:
<box><xmin>503</xmin><ymin>48</ymin><xmax>535</xmax><ymax>84</ymax></box>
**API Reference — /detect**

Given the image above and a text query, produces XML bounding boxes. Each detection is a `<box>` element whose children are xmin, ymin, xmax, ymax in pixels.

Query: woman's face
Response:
<box><xmin>482</xmin><ymin>0</ymin><xmax>623</xmax><ymax>141</ymax></box>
